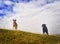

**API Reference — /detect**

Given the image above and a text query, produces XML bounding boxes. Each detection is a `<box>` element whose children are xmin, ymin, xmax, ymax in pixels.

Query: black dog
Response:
<box><xmin>42</xmin><ymin>24</ymin><xmax>48</xmax><ymax>35</ymax></box>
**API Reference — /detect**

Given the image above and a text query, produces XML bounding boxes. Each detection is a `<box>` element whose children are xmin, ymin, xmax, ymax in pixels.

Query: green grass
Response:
<box><xmin>0</xmin><ymin>29</ymin><xmax>60</xmax><ymax>44</ymax></box>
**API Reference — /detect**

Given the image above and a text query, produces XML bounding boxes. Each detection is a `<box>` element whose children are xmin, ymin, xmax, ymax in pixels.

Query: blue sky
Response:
<box><xmin>0</xmin><ymin>0</ymin><xmax>59</xmax><ymax>17</ymax></box>
<box><xmin>0</xmin><ymin>0</ymin><xmax>60</xmax><ymax>34</ymax></box>
<box><xmin>0</xmin><ymin>0</ymin><xmax>31</xmax><ymax>16</ymax></box>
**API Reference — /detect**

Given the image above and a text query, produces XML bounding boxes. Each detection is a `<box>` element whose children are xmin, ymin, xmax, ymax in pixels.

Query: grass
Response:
<box><xmin>0</xmin><ymin>29</ymin><xmax>60</xmax><ymax>44</ymax></box>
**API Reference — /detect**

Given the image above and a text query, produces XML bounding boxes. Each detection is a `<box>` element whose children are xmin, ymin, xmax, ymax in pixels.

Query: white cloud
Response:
<box><xmin>4</xmin><ymin>1</ymin><xmax>13</xmax><ymax>6</ymax></box>
<box><xmin>0</xmin><ymin>1</ymin><xmax>60</xmax><ymax>34</ymax></box>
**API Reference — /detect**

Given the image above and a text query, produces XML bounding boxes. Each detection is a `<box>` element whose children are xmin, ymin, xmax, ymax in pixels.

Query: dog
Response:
<box><xmin>42</xmin><ymin>24</ymin><xmax>48</xmax><ymax>35</ymax></box>
<box><xmin>13</xmin><ymin>19</ymin><xmax>18</xmax><ymax>30</ymax></box>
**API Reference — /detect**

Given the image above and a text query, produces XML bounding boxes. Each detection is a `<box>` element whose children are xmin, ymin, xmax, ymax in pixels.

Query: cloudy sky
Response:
<box><xmin>0</xmin><ymin>0</ymin><xmax>60</xmax><ymax>34</ymax></box>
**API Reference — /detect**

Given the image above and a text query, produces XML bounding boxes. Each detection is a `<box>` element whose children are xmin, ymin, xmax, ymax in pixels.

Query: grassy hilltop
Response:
<box><xmin>0</xmin><ymin>29</ymin><xmax>60</xmax><ymax>44</ymax></box>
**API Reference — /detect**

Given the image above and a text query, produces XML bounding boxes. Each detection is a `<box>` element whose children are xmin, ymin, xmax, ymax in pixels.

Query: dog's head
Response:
<box><xmin>42</xmin><ymin>24</ymin><xmax>46</xmax><ymax>27</ymax></box>
<box><xmin>13</xmin><ymin>19</ymin><xmax>16</xmax><ymax>22</ymax></box>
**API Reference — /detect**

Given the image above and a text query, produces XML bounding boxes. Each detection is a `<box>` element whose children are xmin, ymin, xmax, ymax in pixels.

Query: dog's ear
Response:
<box><xmin>42</xmin><ymin>24</ymin><xmax>46</xmax><ymax>27</ymax></box>
<box><xmin>13</xmin><ymin>19</ymin><xmax>16</xmax><ymax>21</ymax></box>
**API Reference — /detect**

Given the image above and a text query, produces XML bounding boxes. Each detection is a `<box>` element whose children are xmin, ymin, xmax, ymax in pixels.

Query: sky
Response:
<box><xmin>0</xmin><ymin>0</ymin><xmax>60</xmax><ymax>34</ymax></box>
